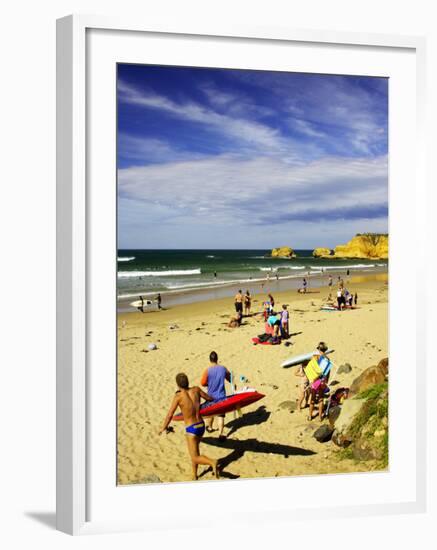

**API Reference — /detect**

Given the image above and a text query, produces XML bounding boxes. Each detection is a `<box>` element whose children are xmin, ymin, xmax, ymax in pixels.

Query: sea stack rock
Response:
<box><xmin>271</xmin><ymin>246</ymin><xmax>295</xmax><ymax>258</ymax></box>
<box><xmin>313</xmin><ymin>247</ymin><xmax>333</xmax><ymax>258</ymax></box>
<box><xmin>333</xmin><ymin>233</ymin><xmax>388</xmax><ymax>259</ymax></box>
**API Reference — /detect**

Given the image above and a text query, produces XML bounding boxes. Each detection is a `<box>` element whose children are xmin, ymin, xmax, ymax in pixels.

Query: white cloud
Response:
<box><xmin>118</xmin><ymin>154</ymin><xmax>388</xmax><ymax>231</ymax></box>
<box><xmin>118</xmin><ymin>81</ymin><xmax>282</xmax><ymax>152</ymax></box>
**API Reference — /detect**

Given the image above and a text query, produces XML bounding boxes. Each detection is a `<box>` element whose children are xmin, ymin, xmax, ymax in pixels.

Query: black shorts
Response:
<box><xmin>235</xmin><ymin>302</ymin><xmax>243</xmax><ymax>313</ymax></box>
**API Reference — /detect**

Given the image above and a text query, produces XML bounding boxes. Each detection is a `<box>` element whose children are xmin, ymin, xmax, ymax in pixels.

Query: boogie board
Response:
<box><xmin>130</xmin><ymin>299</ymin><xmax>154</xmax><ymax>309</ymax></box>
<box><xmin>281</xmin><ymin>349</ymin><xmax>334</xmax><ymax>368</ymax></box>
<box><xmin>172</xmin><ymin>390</ymin><xmax>265</xmax><ymax>421</ymax></box>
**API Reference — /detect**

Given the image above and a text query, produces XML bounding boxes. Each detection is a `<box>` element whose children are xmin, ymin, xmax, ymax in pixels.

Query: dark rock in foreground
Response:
<box><xmin>313</xmin><ymin>425</ymin><xmax>333</xmax><ymax>443</ymax></box>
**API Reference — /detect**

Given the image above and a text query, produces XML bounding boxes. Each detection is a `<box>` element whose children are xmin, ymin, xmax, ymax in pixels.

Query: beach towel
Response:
<box><xmin>252</xmin><ymin>336</ymin><xmax>281</xmax><ymax>345</ymax></box>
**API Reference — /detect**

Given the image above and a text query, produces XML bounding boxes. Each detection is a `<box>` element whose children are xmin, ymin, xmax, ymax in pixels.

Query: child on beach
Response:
<box><xmin>159</xmin><ymin>373</ymin><xmax>219</xmax><ymax>481</ymax></box>
<box><xmin>295</xmin><ymin>361</ymin><xmax>310</xmax><ymax>410</ymax></box>
<box><xmin>280</xmin><ymin>304</ymin><xmax>289</xmax><ymax>338</ymax></box>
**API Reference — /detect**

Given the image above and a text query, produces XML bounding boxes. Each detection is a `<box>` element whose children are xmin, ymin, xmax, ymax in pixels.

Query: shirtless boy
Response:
<box><xmin>159</xmin><ymin>373</ymin><xmax>219</xmax><ymax>481</ymax></box>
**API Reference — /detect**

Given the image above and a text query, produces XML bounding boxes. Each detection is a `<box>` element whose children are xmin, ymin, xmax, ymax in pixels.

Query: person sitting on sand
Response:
<box><xmin>344</xmin><ymin>288</ymin><xmax>353</xmax><ymax>307</ymax></box>
<box><xmin>200</xmin><ymin>351</ymin><xmax>233</xmax><ymax>440</ymax></box>
<box><xmin>228</xmin><ymin>310</ymin><xmax>242</xmax><ymax>328</ymax></box>
<box><xmin>159</xmin><ymin>373</ymin><xmax>219</xmax><ymax>481</ymax></box>
<box><xmin>280</xmin><ymin>304</ymin><xmax>289</xmax><ymax>338</ymax></box>
<box><xmin>234</xmin><ymin>290</ymin><xmax>244</xmax><ymax>317</ymax></box>
<box><xmin>295</xmin><ymin>360</ymin><xmax>310</xmax><ymax>410</ymax></box>
<box><xmin>244</xmin><ymin>290</ymin><xmax>251</xmax><ymax>316</ymax></box>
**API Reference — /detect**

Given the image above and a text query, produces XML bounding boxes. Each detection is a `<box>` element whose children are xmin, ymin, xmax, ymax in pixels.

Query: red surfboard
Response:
<box><xmin>172</xmin><ymin>390</ymin><xmax>265</xmax><ymax>421</ymax></box>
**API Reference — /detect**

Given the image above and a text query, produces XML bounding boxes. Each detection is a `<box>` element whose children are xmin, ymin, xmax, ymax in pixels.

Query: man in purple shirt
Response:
<box><xmin>200</xmin><ymin>351</ymin><xmax>232</xmax><ymax>440</ymax></box>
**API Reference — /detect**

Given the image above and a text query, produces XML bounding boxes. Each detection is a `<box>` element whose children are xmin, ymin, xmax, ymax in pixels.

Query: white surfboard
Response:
<box><xmin>130</xmin><ymin>299</ymin><xmax>154</xmax><ymax>309</ymax></box>
<box><xmin>281</xmin><ymin>349</ymin><xmax>334</xmax><ymax>368</ymax></box>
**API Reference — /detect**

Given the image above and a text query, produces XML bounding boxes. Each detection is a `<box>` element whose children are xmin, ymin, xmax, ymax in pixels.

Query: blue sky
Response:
<box><xmin>117</xmin><ymin>64</ymin><xmax>388</xmax><ymax>249</ymax></box>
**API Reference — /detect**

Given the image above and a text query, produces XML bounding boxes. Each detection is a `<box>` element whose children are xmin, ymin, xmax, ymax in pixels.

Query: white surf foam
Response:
<box><xmin>117</xmin><ymin>256</ymin><xmax>135</xmax><ymax>262</ymax></box>
<box><xmin>118</xmin><ymin>268</ymin><xmax>201</xmax><ymax>278</ymax></box>
<box><xmin>310</xmin><ymin>264</ymin><xmax>376</xmax><ymax>270</ymax></box>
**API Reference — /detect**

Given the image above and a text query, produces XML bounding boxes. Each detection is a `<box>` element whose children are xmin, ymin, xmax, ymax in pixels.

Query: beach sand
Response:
<box><xmin>117</xmin><ymin>273</ymin><xmax>388</xmax><ymax>485</ymax></box>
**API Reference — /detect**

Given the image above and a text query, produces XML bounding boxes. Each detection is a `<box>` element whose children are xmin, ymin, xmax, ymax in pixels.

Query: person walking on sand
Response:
<box><xmin>234</xmin><ymin>290</ymin><xmax>244</xmax><ymax>317</ymax></box>
<box><xmin>328</xmin><ymin>275</ymin><xmax>333</xmax><ymax>288</ymax></box>
<box><xmin>268</xmin><ymin>293</ymin><xmax>275</xmax><ymax>311</ymax></box>
<box><xmin>304</xmin><ymin>342</ymin><xmax>332</xmax><ymax>421</ymax></box>
<box><xmin>244</xmin><ymin>290</ymin><xmax>251</xmax><ymax>316</ymax></box>
<box><xmin>159</xmin><ymin>373</ymin><xmax>219</xmax><ymax>481</ymax></box>
<box><xmin>156</xmin><ymin>293</ymin><xmax>162</xmax><ymax>310</ymax></box>
<box><xmin>302</xmin><ymin>277</ymin><xmax>308</xmax><ymax>293</ymax></box>
<box><xmin>200</xmin><ymin>351</ymin><xmax>233</xmax><ymax>441</ymax></box>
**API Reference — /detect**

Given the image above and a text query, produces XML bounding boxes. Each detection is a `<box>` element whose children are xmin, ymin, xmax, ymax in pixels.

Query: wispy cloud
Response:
<box><xmin>117</xmin><ymin>66</ymin><xmax>388</xmax><ymax>248</ymax></box>
<box><xmin>118</xmin><ymin>154</ymin><xmax>387</xmax><ymax>226</ymax></box>
<box><xmin>118</xmin><ymin>80</ymin><xmax>283</xmax><ymax>152</ymax></box>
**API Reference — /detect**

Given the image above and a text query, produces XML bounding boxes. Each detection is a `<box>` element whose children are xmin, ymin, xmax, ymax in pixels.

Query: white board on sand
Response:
<box><xmin>130</xmin><ymin>299</ymin><xmax>154</xmax><ymax>309</ymax></box>
<box><xmin>281</xmin><ymin>349</ymin><xmax>334</xmax><ymax>368</ymax></box>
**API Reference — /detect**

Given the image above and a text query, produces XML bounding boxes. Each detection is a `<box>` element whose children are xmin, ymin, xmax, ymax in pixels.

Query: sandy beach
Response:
<box><xmin>117</xmin><ymin>273</ymin><xmax>388</xmax><ymax>485</ymax></box>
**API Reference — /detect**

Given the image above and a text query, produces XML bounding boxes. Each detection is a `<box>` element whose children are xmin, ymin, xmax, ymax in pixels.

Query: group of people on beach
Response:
<box><xmin>158</xmin><ymin>270</ymin><xmax>358</xmax><ymax>480</ymax></box>
<box><xmin>159</xmin><ymin>351</ymin><xmax>234</xmax><ymax>480</ymax></box>
<box><xmin>228</xmin><ymin>289</ymin><xmax>252</xmax><ymax>327</ymax></box>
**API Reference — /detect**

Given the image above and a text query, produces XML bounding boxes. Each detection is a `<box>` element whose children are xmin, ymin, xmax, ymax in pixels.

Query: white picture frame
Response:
<box><xmin>56</xmin><ymin>14</ymin><xmax>427</xmax><ymax>535</ymax></box>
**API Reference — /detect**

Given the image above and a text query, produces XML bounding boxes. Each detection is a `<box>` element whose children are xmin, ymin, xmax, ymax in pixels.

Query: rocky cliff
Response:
<box><xmin>313</xmin><ymin>234</ymin><xmax>388</xmax><ymax>260</ymax></box>
<box><xmin>313</xmin><ymin>247</ymin><xmax>333</xmax><ymax>258</ymax></box>
<box><xmin>271</xmin><ymin>246</ymin><xmax>296</xmax><ymax>258</ymax></box>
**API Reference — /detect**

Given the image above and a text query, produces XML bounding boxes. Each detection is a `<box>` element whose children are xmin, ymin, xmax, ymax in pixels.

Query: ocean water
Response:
<box><xmin>117</xmin><ymin>249</ymin><xmax>387</xmax><ymax>300</ymax></box>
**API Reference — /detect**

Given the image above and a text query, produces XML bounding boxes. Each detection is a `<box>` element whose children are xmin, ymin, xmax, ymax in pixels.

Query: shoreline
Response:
<box><xmin>118</xmin><ymin>267</ymin><xmax>388</xmax><ymax>313</ymax></box>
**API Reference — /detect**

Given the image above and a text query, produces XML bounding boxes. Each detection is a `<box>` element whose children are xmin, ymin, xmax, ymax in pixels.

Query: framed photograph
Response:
<box><xmin>57</xmin><ymin>15</ymin><xmax>427</xmax><ymax>535</ymax></box>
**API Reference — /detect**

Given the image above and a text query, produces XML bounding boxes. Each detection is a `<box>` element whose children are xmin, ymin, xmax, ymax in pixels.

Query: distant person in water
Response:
<box><xmin>159</xmin><ymin>373</ymin><xmax>218</xmax><ymax>481</ymax></box>
<box><xmin>214</xmin><ymin>271</ymin><xmax>217</xmax><ymax>279</ymax></box>
<box><xmin>346</xmin><ymin>269</ymin><xmax>350</xmax><ymax>277</ymax></box>
<box><xmin>200</xmin><ymin>351</ymin><xmax>233</xmax><ymax>440</ymax></box>
<box><xmin>234</xmin><ymin>290</ymin><xmax>244</xmax><ymax>316</ymax></box>
<box><xmin>156</xmin><ymin>293</ymin><xmax>162</xmax><ymax>310</ymax></box>
<box><xmin>244</xmin><ymin>290</ymin><xmax>251</xmax><ymax>316</ymax></box>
